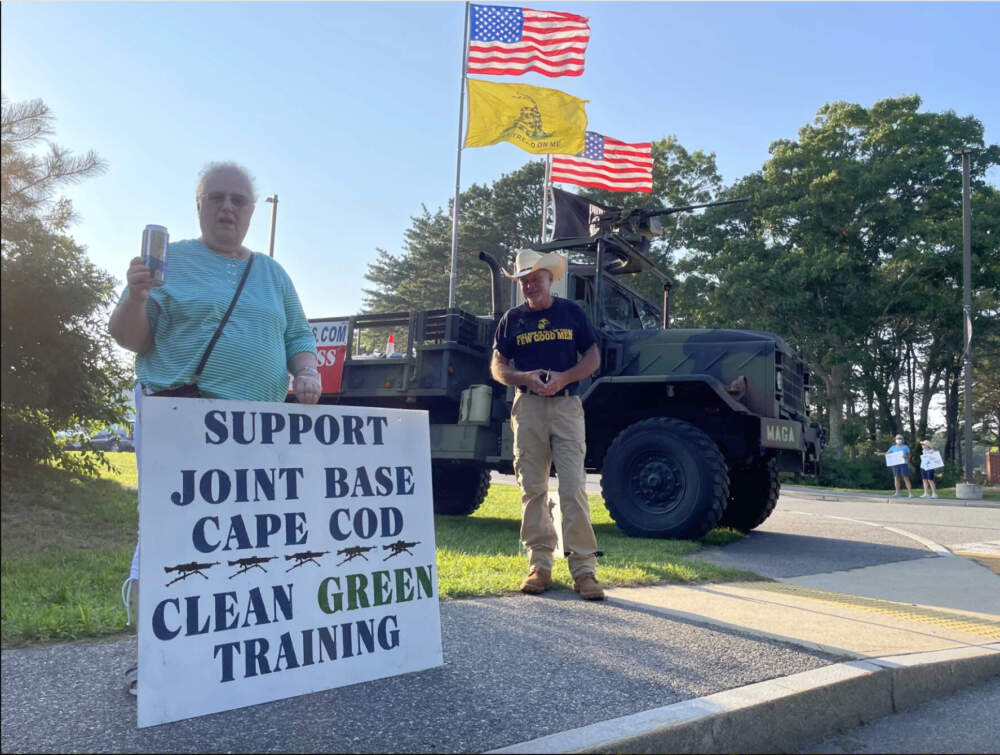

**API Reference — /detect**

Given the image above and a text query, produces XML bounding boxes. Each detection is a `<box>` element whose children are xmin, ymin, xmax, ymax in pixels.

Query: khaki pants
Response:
<box><xmin>511</xmin><ymin>392</ymin><xmax>599</xmax><ymax>578</ymax></box>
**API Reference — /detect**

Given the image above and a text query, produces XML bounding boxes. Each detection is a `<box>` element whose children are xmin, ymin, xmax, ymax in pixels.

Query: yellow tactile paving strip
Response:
<box><xmin>745</xmin><ymin>582</ymin><xmax>1000</xmax><ymax>640</ymax></box>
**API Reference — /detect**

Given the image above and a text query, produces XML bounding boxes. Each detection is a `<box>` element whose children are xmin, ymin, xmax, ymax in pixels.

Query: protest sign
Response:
<box><xmin>884</xmin><ymin>451</ymin><xmax>906</xmax><ymax>467</ymax></box>
<box><xmin>137</xmin><ymin>397</ymin><xmax>440</xmax><ymax>728</ymax></box>
<box><xmin>920</xmin><ymin>449</ymin><xmax>944</xmax><ymax>470</ymax></box>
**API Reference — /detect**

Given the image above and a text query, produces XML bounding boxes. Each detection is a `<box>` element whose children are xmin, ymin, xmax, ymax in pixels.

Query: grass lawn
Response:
<box><xmin>2</xmin><ymin>455</ymin><xmax>140</xmax><ymax>649</ymax></box>
<box><xmin>436</xmin><ymin>486</ymin><xmax>752</xmax><ymax>599</ymax></box>
<box><xmin>1</xmin><ymin>455</ymin><xmax>756</xmax><ymax>648</ymax></box>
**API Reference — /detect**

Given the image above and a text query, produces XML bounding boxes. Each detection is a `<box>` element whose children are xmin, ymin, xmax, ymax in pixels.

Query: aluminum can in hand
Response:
<box><xmin>142</xmin><ymin>224</ymin><xmax>169</xmax><ymax>282</ymax></box>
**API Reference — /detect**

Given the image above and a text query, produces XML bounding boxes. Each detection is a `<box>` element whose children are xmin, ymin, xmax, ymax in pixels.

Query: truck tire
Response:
<box><xmin>600</xmin><ymin>418</ymin><xmax>728</xmax><ymax>539</ymax></box>
<box><xmin>720</xmin><ymin>457</ymin><xmax>780</xmax><ymax>532</ymax></box>
<box><xmin>432</xmin><ymin>463</ymin><xmax>491</xmax><ymax>516</ymax></box>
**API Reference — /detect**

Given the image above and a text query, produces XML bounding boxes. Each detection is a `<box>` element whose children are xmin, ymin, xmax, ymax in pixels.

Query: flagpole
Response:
<box><xmin>448</xmin><ymin>1</ymin><xmax>471</xmax><ymax>310</ymax></box>
<box><xmin>539</xmin><ymin>156</ymin><xmax>551</xmax><ymax>243</ymax></box>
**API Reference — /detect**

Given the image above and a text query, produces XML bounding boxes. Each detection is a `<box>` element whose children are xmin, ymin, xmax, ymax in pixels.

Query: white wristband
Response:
<box><xmin>295</xmin><ymin>367</ymin><xmax>320</xmax><ymax>377</ymax></box>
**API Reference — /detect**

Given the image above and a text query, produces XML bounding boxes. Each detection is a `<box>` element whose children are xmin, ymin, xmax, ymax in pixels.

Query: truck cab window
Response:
<box><xmin>603</xmin><ymin>285</ymin><xmax>633</xmax><ymax>328</ymax></box>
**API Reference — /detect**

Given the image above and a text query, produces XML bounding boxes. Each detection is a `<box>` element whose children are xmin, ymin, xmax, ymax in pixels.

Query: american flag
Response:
<box><xmin>551</xmin><ymin>131</ymin><xmax>654</xmax><ymax>193</ymax></box>
<box><xmin>467</xmin><ymin>4</ymin><xmax>590</xmax><ymax>78</ymax></box>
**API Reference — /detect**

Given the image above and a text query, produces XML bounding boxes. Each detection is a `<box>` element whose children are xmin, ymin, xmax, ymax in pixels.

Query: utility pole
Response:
<box><xmin>265</xmin><ymin>194</ymin><xmax>278</xmax><ymax>258</ymax></box>
<box><xmin>953</xmin><ymin>148</ymin><xmax>974</xmax><ymax>485</ymax></box>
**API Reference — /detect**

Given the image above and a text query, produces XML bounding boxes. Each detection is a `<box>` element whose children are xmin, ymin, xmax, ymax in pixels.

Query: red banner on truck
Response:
<box><xmin>310</xmin><ymin>319</ymin><xmax>348</xmax><ymax>394</ymax></box>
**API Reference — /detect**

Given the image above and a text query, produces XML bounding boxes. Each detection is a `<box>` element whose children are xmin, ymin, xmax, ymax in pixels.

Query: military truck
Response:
<box><xmin>306</xmin><ymin>200</ymin><xmax>824</xmax><ymax>539</ymax></box>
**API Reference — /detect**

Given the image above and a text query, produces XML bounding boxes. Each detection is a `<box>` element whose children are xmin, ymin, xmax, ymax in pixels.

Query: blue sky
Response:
<box><xmin>2</xmin><ymin>1</ymin><xmax>998</xmax><ymax>320</ymax></box>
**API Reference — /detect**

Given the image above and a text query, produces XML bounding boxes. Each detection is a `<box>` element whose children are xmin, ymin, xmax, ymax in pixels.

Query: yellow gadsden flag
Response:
<box><xmin>465</xmin><ymin>78</ymin><xmax>587</xmax><ymax>155</ymax></box>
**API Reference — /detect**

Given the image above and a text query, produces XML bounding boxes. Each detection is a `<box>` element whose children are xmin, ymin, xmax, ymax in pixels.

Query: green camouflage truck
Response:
<box><xmin>306</xmin><ymin>201</ymin><xmax>824</xmax><ymax>539</ymax></box>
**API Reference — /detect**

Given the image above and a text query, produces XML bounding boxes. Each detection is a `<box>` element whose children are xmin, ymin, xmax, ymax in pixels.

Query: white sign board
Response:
<box><xmin>920</xmin><ymin>449</ymin><xmax>944</xmax><ymax>470</ymax></box>
<box><xmin>885</xmin><ymin>451</ymin><xmax>906</xmax><ymax>467</ymax></box>
<box><xmin>137</xmin><ymin>397</ymin><xmax>441</xmax><ymax>728</ymax></box>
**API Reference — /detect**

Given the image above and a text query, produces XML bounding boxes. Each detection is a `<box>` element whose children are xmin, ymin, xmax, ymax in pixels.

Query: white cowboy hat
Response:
<box><xmin>506</xmin><ymin>249</ymin><xmax>567</xmax><ymax>282</ymax></box>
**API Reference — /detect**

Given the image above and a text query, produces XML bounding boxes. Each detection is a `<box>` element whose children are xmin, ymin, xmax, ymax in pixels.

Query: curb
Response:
<box><xmin>488</xmin><ymin>644</ymin><xmax>1000</xmax><ymax>754</ymax></box>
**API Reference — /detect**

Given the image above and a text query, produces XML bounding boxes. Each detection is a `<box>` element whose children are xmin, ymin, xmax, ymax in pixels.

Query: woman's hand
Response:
<box><xmin>293</xmin><ymin>368</ymin><xmax>322</xmax><ymax>405</ymax></box>
<box><xmin>109</xmin><ymin>257</ymin><xmax>159</xmax><ymax>353</ymax></box>
<box><xmin>125</xmin><ymin>256</ymin><xmax>162</xmax><ymax>302</ymax></box>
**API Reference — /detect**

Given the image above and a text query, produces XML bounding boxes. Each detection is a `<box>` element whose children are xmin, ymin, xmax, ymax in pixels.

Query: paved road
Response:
<box><xmin>798</xmin><ymin>674</ymin><xmax>1000</xmax><ymax>754</ymax></box>
<box><xmin>691</xmin><ymin>493</ymin><xmax>1000</xmax><ymax>612</ymax></box>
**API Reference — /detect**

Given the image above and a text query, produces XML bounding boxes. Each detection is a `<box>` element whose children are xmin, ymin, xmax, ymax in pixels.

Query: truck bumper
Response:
<box><xmin>760</xmin><ymin>417</ymin><xmax>805</xmax><ymax>451</ymax></box>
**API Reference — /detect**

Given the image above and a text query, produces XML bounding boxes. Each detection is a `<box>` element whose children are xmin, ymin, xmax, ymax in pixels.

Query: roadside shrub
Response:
<box><xmin>932</xmin><ymin>461</ymin><xmax>961</xmax><ymax>489</ymax></box>
<box><xmin>807</xmin><ymin>454</ymin><xmax>962</xmax><ymax>491</ymax></box>
<box><xmin>817</xmin><ymin>454</ymin><xmax>895</xmax><ymax>490</ymax></box>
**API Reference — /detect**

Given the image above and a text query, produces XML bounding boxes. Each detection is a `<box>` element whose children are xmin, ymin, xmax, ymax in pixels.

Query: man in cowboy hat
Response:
<box><xmin>490</xmin><ymin>249</ymin><xmax>604</xmax><ymax>600</ymax></box>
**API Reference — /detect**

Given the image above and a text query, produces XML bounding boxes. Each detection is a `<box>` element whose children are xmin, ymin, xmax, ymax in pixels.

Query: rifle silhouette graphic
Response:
<box><xmin>227</xmin><ymin>555</ymin><xmax>277</xmax><ymax>579</ymax></box>
<box><xmin>164</xmin><ymin>561</ymin><xmax>220</xmax><ymax>587</ymax></box>
<box><xmin>336</xmin><ymin>545</ymin><xmax>376</xmax><ymax>566</ymax></box>
<box><xmin>382</xmin><ymin>540</ymin><xmax>421</xmax><ymax>561</ymax></box>
<box><xmin>284</xmin><ymin>550</ymin><xmax>330</xmax><ymax>572</ymax></box>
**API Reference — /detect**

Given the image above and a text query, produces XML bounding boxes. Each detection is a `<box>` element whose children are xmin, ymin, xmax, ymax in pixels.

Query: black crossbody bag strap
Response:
<box><xmin>192</xmin><ymin>253</ymin><xmax>255</xmax><ymax>382</ymax></box>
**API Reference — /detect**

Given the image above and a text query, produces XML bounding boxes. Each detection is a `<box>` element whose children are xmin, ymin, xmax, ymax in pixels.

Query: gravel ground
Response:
<box><xmin>1</xmin><ymin>593</ymin><xmax>839</xmax><ymax>753</ymax></box>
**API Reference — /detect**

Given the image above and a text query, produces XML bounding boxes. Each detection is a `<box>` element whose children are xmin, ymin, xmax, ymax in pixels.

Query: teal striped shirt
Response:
<box><xmin>118</xmin><ymin>239</ymin><xmax>316</xmax><ymax>402</ymax></box>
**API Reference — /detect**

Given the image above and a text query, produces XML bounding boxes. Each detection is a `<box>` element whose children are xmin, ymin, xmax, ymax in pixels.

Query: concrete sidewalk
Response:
<box><xmin>494</xmin><ymin>535</ymin><xmax>1000</xmax><ymax>753</ymax></box>
<box><xmin>781</xmin><ymin>484</ymin><xmax>1000</xmax><ymax>510</ymax></box>
<box><xmin>494</xmin><ymin>585</ymin><xmax>998</xmax><ymax>752</ymax></box>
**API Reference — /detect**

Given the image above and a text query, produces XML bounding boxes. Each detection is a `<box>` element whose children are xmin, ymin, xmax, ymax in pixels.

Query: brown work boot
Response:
<box><xmin>519</xmin><ymin>567</ymin><xmax>552</xmax><ymax>595</ymax></box>
<box><xmin>573</xmin><ymin>573</ymin><xmax>605</xmax><ymax>600</ymax></box>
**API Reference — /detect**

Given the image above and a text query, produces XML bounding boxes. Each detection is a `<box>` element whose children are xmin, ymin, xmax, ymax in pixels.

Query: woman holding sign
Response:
<box><xmin>109</xmin><ymin>161</ymin><xmax>320</xmax><ymax>695</ymax></box>
<box><xmin>919</xmin><ymin>439</ymin><xmax>941</xmax><ymax>499</ymax></box>
<box><xmin>880</xmin><ymin>434</ymin><xmax>914</xmax><ymax>498</ymax></box>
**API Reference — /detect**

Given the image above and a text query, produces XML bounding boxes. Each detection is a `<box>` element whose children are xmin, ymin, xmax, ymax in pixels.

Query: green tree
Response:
<box><xmin>1</xmin><ymin>97</ymin><xmax>104</xmax><ymax>232</ymax></box>
<box><xmin>1</xmin><ymin>95</ymin><xmax>129</xmax><ymax>474</ymax></box>
<box><xmin>972</xmin><ymin>335</ymin><xmax>1000</xmax><ymax>448</ymax></box>
<box><xmin>679</xmin><ymin>96</ymin><xmax>1000</xmax><ymax>458</ymax></box>
<box><xmin>363</xmin><ymin>137</ymin><xmax>726</xmax><ymax>318</ymax></box>
<box><xmin>362</xmin><ymin>161</ymin><xmax>546</xmax><ymax>314</ymax></box>
<box><xmin>571</xmin><ymin>136</ymin><xmax>724</xmax><ymax>312</ymax></box>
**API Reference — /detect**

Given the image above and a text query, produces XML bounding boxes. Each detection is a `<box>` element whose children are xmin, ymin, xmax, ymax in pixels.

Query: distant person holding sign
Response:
<box><xmin>490</xmin><ymin>249</ymin><xmax>604</xmax><ymax>601</ymax></box>
<box><xmin>919</xmin><ymin>439</ymin><xmax>941</xmax><ymax>499</ymax></box>
<box><xmin>879</xmin><ymin>433</ymin><xmax>914</xmax><ymax>498</ymax></box>
<box><xmin>108</xmin><ymin>161</ymin><xmax>320</xmax><ymax>695</ymax></box>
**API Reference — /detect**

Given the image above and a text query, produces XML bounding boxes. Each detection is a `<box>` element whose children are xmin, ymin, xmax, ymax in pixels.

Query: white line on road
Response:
<box><xmin>783</xmin><ymin>510</ymin><xmax>956</xmax><ymax>557</ymax></box>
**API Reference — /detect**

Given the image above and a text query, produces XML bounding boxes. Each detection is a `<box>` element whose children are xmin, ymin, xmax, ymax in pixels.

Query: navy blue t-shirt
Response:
<box><xmin>493</xmin><ymin>297</ymin><xmax>598</xmax><ymax>395</ymax></box>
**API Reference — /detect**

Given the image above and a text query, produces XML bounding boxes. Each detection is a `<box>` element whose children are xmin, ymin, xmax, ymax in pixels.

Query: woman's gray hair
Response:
<box><xmin>196</xmin><ymin>161</ymin><xmax>258</xmax><ymax>204</ymax></box>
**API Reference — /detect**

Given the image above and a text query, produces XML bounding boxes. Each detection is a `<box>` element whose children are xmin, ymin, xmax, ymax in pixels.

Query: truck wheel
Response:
<box><xmin>720</xmin><ymin>457</ymin><xmax>780</xmax><ymax>532</ymax></box>
<box><xmin>600</xmin><ymin>418</ymin><xmax>728</xmax><ymax>539</ymax></box>
<box><xmin>432</xmin><ymin>463</ymin><xmax>491</xmax><ymax>516</ymax></box>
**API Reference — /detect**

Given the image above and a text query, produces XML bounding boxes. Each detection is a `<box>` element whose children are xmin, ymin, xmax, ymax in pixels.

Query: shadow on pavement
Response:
<box><xmin>690</xmin><ymin>530</ymin><xmax>935</xmax><ymax>579</ymax></box>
